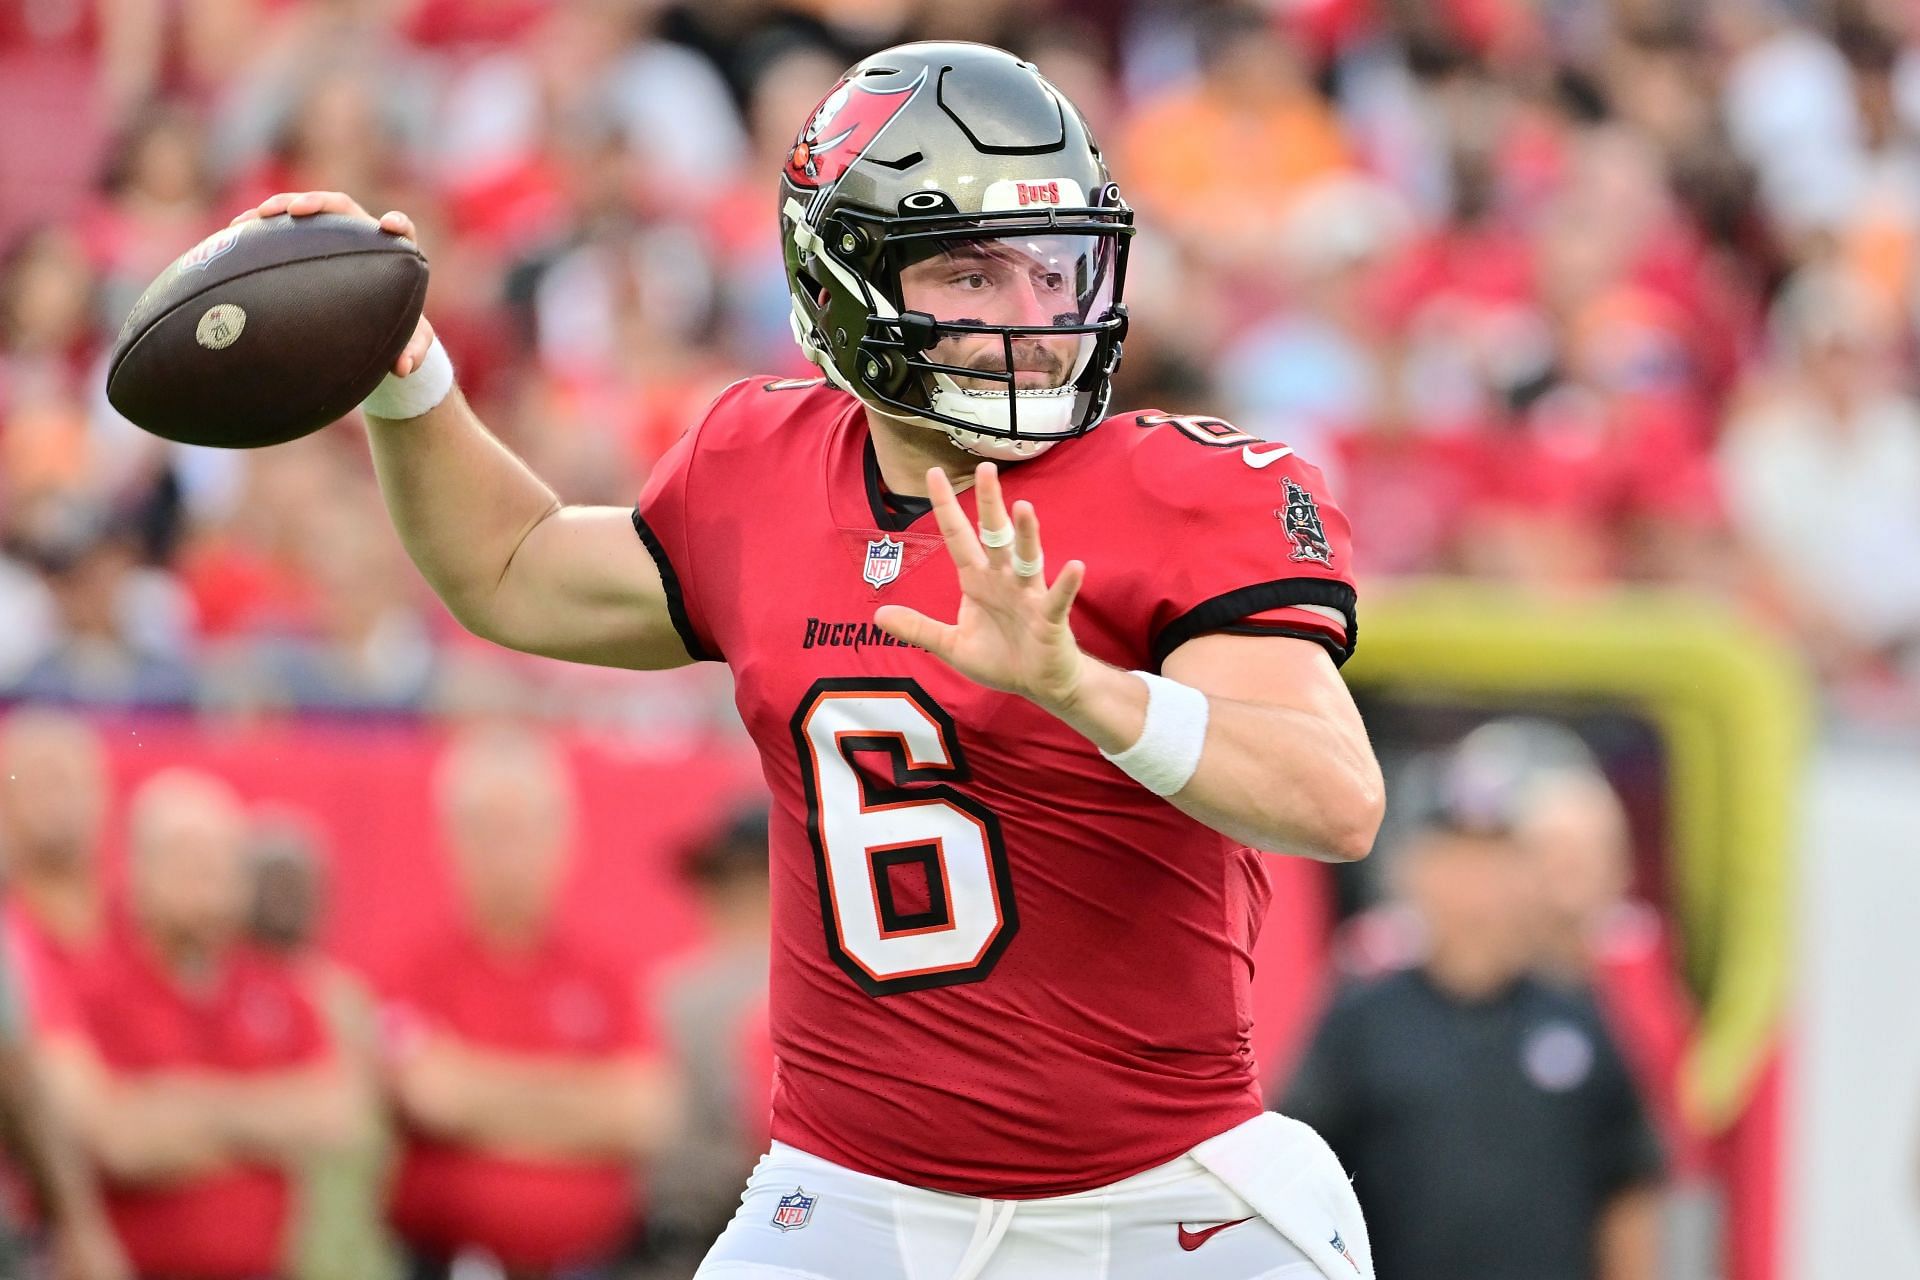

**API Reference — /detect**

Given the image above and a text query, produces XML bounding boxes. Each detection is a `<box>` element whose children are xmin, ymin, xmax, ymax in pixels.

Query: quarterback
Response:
<box><xmin>236</xmin><ymin>42</ymin><xmax>1384</xmax><ymax>1280</ymax></box>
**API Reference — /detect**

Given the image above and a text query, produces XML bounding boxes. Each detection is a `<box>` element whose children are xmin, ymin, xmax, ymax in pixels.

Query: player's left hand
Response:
<box><xmin>873</xmin><ymin>462</ymin><xmax>1089</xmax><ymax>711</ymax></box>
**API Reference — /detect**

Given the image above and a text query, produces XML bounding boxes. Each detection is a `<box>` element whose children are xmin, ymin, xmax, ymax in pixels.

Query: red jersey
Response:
<box><xmin>636</xmin><ymin>380</ymin><xmax>1358</xmax><ymax>1196</ymax></box>
<box><xmin>386</xmin><ymin>924</ymin><xmax>651</xmax><ymax>1269</ymax></box>
<box><xmin>74</xmin><ymin>929</ymin><xmax>330</xmax><ymax>1280</ymax></box>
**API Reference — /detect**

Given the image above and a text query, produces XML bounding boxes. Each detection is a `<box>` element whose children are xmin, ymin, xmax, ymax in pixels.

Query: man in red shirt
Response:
<box><xmin>0</xmin><ymin>710</ymin><xmax>113</xmax><ymax>1032</ymax></box>
<box><xmin>0</xmin><ymin>910</ymin><xmax>126</xmax><ymax>1280</ymax></box>
<box><xmin>384</xmin><ymin>727</ymin><xmax>671</xmax><ymax>1279</ymax></box>
<box><xmin>0</xmin><ymin>710</ymin><xmax>128</xmax><ymax>1278</ymax></box>
<box><xmin>235</xmin><ymin>39</ymin><xmax>1385</xmax><ymax>1280</ymax></box>
<box><xmin>44</xmin><ymin>769</ymin><xmax>357</xmax><ymax>1280</ymax></box>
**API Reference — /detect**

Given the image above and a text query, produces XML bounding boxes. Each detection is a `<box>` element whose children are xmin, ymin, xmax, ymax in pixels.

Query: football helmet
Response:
<box><xmin>779</xmin><ymin>42</ymin><xmax>1133</xmax><ymax>460</ymax></box>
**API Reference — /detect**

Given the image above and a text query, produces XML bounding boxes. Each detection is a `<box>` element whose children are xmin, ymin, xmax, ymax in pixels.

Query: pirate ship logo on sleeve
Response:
<box><xmin>1279</xmin><ymin>478</ymin><xmax>1334</xmax><ymax>566</ymax></box>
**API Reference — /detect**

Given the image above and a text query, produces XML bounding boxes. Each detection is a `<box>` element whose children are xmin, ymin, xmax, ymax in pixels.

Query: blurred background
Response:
<box><xmin>1</xmin><ymin>0</ymin><xmax>1918</xmax><ymax>1277</ymax></box>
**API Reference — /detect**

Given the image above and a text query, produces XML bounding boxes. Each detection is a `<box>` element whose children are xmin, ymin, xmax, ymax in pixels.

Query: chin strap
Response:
<box><xmin>946</xmin><ymin>426</ymin><xmax>1059</xmax><ymax>461</ymax></box>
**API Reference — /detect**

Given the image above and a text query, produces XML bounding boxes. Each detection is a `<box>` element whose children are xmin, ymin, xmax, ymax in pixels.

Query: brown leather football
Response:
<box><xmin>106</xmin><ymin>213</ymin><xmax>429</xmax><ymax>448</ymax></box>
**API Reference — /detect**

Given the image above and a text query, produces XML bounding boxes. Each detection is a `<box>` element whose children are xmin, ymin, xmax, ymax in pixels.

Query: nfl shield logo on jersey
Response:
<box><xmin>771</xmin><ymin>1186</ymin><xmax>817</xmax><ymax>1232</ymax></box>
<box><xmin>863</xmin><ymin>535</ymin><xmax>904</xmax><ymax>589</ymax></box>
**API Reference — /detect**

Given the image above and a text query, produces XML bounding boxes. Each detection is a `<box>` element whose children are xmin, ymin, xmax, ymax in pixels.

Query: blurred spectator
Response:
<box><xmin>247</xmin><ymin>812</ymin><xmax>403</xmax><ymax>1280</ymax></box>
<box><xmin>1363</xmin><ymin>123</ymin><xmax>1738</xmax><ymax>588</ymax></box>
<box><xmin>0</xmin><ymin>227</ymin><xmax>101</xmax><ymax>544</ymax></box>
<box><xmin>632</xmin><ymin>806</ymin><xmax>770</xmax><ymax>1279</ymax></box>
<box><xmin>247</xmin><ymin>816</ymin><xmax>328</xmax><ymax>958</ymax></box>
<box><xmin>1720</xmin><ymin>3</ymin><xmax>1867</xmax><ymax>245</ymax></box>
<box><xmin>1520</xmin><ymin>767</ymin><xmax>1701</xmax><ymax>1163</ymax></box>
<box><xmin>174</xmin><ymin>433</ymin><xmax>351</xmax><ymax>643</ymax></box>
<box><xmin>46</xmin><ymin>768</ymin><xmax>356</xmax><ymax>1280</ymax></box>
<box><xmin>226</xmin><ymin>496</ymin><xmax>440</xmax><ymax>714</ymax></box>
<box><xmin>1216</xmin><ymin>175</ymin><xmax>1412</xmax><ymax>455</ymax></box>
<box><xmin>0</xmin><ymin>0</ymin><xmax>127</xmax><ymax>246</ymax></box>
<box><xmin>1719</xmin><ymin>262</ymin><xmax>1920</xmax><ymax>706</ymax></box>
<box><xmin>700</xmin><ymin>40</ymin><xmax>844</xmax><ymax>375</ymax></box>
<box><xmin>1516</xmin><ymin>762</ymin><xmax>1725</xmax><ymax>1276</ymax></box>
<box><xmin>0</xmin><ymin>0</ymin><xmax>1910</xmax><ymax>714</ymax></box>
<box><xmin>385</xmin><ymin>726</ymin><xmax>671</xmax><ymax>1279</ymax></box>
<box><xmin>0</xmin><ymin>709</ymin><xmax>111</xmax><ymax>1025</ymax></box>
<box><xmin>82</xmin><ymin>104</ymin><xmax>217</xmax><ymax>334</ymax></box>
<box><xmin>1118</xmin><ymin>6</ymin><xmax>1351</xmax><ymax>272</ymax></box>
<box><xmin>655</xmin><ymin>1</ymin><xmax>880</xmax><ymax>109</ymax></box>
<box><xmin>255</xmin><ymin>68</ymin><xmax>407</xmax><ymax>220</ymax></box>
<box><xmin>0</xmin><ymin>908</ymin><xmax>128</xmax><ymax>1280</ymax></box>
<box><xmin>4</xmin><ymin>506</ymin><xmax>198</xmax><ymax>708</ymax></box>
<box><xmin>1279</xmin><ymin>755</ymin><xmax>1665</xmax><ymax>1280</ymax></box>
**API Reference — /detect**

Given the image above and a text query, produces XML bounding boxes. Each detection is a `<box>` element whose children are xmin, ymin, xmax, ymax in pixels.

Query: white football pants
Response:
<box><xmin>693</xmin><ymin>1113</ymin><xmax>1373</xmax><ymax>1280</ymax></box>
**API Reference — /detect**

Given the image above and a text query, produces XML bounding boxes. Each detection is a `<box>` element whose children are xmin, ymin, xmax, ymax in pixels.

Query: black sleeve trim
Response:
<box><xmin>1150</xmin><ymin>578</ymin><xmax>1357</xmax><ymax>671</ymax></box>
<box><xmin>631</xmin><ymin>507</ymin><xmax>721</xmax><ymax>663</ymax></box>
<box><xmin>1210</xmin><ymin>622</ymin><xmax>1350</xmax><ymax>666</ymax></box>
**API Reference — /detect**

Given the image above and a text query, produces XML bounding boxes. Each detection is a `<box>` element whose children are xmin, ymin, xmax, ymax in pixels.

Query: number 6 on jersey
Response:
<box><xmin>791</xmin><ymin>679</ymin><xmax>1019</xmax><ymax>996</ymax></box>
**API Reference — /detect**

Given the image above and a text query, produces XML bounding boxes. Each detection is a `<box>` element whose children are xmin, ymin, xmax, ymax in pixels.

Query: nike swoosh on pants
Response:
<box><xmin>1176</xmin><ymin>1216</ymin><xmax>1256</xmax><ymax>1251</ymax></box>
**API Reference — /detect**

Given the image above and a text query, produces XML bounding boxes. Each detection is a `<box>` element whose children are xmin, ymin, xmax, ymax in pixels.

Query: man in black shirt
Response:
<box><xmin>1279</xmin><ymin>790</ymin><xmax>1664</xmax><ymax>1280</ymax></box>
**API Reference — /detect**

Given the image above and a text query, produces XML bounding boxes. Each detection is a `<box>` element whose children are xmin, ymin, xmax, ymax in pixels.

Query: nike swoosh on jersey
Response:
<box><xmin>1240</xmin><ymin>444</ymin><xmax>1294</xmax><ymax>468</ymax></box>
<box><xmin>1177</xmin><ymin>1216</ymin><xmax>1256</xmax><ymax>1251</ymax></box>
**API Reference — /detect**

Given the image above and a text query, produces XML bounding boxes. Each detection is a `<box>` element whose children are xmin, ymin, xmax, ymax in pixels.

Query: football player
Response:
<box><xmin>234</xmin><ymin>41</ymin><xmax>1384</xmax><ymax>1280</ymax></box>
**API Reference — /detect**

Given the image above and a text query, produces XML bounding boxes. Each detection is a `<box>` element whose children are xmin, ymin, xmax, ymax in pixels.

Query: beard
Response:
<box><xmin>950</xmin><ymin>339</ymin><xmax>1072</xmax><ymax>390</ymax></box>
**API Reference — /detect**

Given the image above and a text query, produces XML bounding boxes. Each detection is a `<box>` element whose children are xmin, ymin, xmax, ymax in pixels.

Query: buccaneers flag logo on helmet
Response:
<box><xmin>786</xmin><ymin>71</ymin><xmax>926</xmax><ymax>190</ymax></box>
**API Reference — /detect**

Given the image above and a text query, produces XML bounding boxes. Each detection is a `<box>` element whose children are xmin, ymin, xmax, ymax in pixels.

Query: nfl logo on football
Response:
<box><xmin>863</xmin><ymin>535</ymin><xmax>903</xmax><ymax>589</ymax></box>
<box><xmin>772</xmin><ymin>1186</ymin><xmax>817</xmax><ymax>1232</ymax></box>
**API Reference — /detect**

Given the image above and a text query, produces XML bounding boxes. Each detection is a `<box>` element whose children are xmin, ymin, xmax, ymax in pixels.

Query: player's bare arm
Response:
<box><xmin>230</xmin><ymin>191</ymin><xmax>692</xmax><ymax>671</ymax></box>
<box><xmin>876</xmin><ymin>461</ymin><xmax>1383</xmax><ymax>863</ymax></box>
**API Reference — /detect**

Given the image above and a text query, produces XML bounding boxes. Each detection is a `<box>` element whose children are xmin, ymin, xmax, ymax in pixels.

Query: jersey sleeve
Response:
<box><xmin>633</xmin><ymin>383</ymin><xmax>748</xmax><ymax>664</ymax></box>
<box><xmin>1136</xmin><ymin>425</ymin><xmax>1359</xmax><ymax>670</ymax></box>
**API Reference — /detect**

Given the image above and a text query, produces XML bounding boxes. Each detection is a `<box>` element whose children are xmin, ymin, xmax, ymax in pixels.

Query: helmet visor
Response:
<box><xmin>890</xmin><ymin>231</ymin><xmax>1119</xmax><ymax>391</ymax></box>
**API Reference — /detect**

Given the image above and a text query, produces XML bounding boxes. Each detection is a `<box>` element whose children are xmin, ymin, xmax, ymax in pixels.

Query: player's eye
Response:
<box><xmin>951</xmin><ymin>271</ymin><xmax>990</xmax><ymax>290</ymax></box>
<box><xmin>1039</xmin><ymin>271</ymin><xmax>1067</xmax><ymax>292</ymax></box>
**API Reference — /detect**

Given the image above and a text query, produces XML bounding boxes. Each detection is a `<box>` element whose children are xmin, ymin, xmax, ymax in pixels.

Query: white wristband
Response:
<box><xmin>362</xmin><ymin>336</ymin><xmax>453</xmax><ymax>420</ymax></box>
<box><xmin>1099</xmin><ymin>671</ymin><xmax>1209</xmax><ymax>797</ymax></box>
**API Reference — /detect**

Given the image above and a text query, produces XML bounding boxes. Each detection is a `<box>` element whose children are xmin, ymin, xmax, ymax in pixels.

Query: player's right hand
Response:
<box><xmin>229</xmin><ymin>190</ymin><xmax>437</xmax><ymax>378</ymax></box>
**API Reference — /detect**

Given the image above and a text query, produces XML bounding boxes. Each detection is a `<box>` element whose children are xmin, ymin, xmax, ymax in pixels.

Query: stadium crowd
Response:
<box><xmin>2</xmin><ymin>0</ymin><xmax>1920</xmax><ymax>723</ymax></box>
<box><xmin>1</xmin><ymin>707</ymin><xmax>778</xmax><ymax>1280</ymax></box>
<box><xmin>0</xmin><ymin>0</ymin><xmax>1889</xmax><ymax>1277</ymax></box>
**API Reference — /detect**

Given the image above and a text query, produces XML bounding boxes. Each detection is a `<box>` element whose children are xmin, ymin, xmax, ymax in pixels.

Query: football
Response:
<box><xmin>105</xmin><ymin>213</ymin><xmax>429</xmax><ymax>449</ymax></box>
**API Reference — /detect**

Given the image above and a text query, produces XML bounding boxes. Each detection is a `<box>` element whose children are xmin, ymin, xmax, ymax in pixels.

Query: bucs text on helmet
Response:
<box><xmin>779</xmin><ymin>42</ymin><xmax>1134</xmax><ymax>461</ymax></box>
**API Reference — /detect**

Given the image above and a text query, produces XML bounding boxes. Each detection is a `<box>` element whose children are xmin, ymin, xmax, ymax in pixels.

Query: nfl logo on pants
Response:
<box><xmin>772</xmin><ymin>1187</ymin><xmax>817</xmax><ymax>1232</ymax></box>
